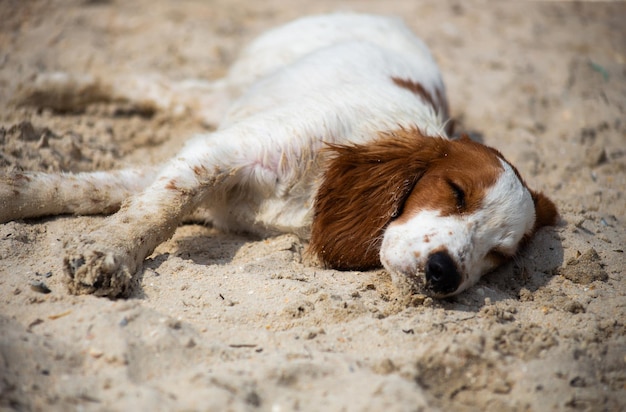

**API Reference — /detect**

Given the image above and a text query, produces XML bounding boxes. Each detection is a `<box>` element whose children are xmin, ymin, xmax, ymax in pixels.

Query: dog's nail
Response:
<box><xmin>102</xmin><ymin>253</ymin><xmax>117</xmax><ymax>273</ymax></box>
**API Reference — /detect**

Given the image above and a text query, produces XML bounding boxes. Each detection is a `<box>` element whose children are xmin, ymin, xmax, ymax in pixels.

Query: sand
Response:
<box><xmin>0</xmin><ymin>1</ymin><xmax>625</xmax><ymax>411</ymax></box>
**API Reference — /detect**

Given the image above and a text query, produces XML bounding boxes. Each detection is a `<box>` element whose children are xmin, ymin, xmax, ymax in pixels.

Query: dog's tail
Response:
<box><xmin>0</xmin><ymin>167</ymin><xmax>156</xmax><ymax>223</ymax></box>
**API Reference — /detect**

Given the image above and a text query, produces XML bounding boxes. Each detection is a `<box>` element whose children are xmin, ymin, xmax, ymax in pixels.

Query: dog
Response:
<box><xmin>1</xmin><ymin>13</ymin><xmax>558</xmax><ymax>298</ymax></box>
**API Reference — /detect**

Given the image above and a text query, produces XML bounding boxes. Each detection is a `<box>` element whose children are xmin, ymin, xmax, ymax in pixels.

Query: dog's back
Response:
<box><xmin>225</xmin><ymin>13</ymin><xmax>436</xmax><ymax>88</ymax></box>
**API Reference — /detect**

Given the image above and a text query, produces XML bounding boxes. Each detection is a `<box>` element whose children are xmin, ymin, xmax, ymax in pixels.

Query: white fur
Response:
<box><xmin>3</xmin><ymin>14</ymin><xmax>447</xmax><ymax>236</ymax></box>
<box><xmin>0</xmin><ymin>13</ymin><xmax>535</xmax><ymax>297</ymax></box>
<box><xmin>380</xmin><ymin>160</ymin><xmax>536</xmax><ymax>295</ymax></box>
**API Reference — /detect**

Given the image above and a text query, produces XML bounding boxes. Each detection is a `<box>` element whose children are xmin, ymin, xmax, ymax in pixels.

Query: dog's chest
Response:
<box><xmin>205</xmin><ymin>149</ymin><xmax>321</xmax><ymax>238</ymax></box>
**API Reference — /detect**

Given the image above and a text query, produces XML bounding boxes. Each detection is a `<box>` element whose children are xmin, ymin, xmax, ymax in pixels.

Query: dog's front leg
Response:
<box><xmin>63</xmin><ymin>135</ymin><xmax>232</xmax><ymax>297</ymax></box>
<box><xmin>0</xmin><ymin>168</ymin><xmax>155</xmax><ymax>223</ymax></box>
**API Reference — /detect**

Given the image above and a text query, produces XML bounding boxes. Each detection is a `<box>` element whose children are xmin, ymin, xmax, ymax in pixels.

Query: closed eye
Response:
<box><xmin>448</xmin><ymin>180</ymin><xmax>466</xmax><ymax>212</ymax></box>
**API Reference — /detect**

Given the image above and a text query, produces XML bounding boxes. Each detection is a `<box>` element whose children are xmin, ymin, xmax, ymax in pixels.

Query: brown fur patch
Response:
<box><xmin>395</xmin><ymin>135</ymin><xmax>503</xmax><ymax>222</ymax></box>
<box><xmin>391</xmin><ymin>77</ymin><xmax>452</xmax><ymax>134</ymax></box>
<box><xmin>310</xmin><ymin>130</ymin><xmax>558</xmax><ymax>271</ymax></box>
<box><xmin>165</xmin><ymin>179</ymin><xmax>179</xmax><ymax>191</ymax></box>
<box><xmin>311</xmin><ymin>129</ymin><xmax>467</xmax><ymax>270</ymax></box>
<box><xmin>392</xmin><ymin>77</ymin><xmax>438</xmax><ymax>112</ymax></box>
<box><xmin>531</xmin><ymin>191</ymin><xmax>559</xmax><ymax>230</ymax></box>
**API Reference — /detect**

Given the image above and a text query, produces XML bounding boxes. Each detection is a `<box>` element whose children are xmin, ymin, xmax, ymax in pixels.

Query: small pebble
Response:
<box><xmin>410</xmin><ymin>294</ymin><xmax>427</xmax><ymax>306</ymax></box>
<box><xmin>30</xmin><ymin>281</ymin><xmax>51</xmax><ymax>294</ymax></box>
<box><xmin>89</xmin><ymin>348</ymin><xmax>104</xmax><ymax>358</ymax></box>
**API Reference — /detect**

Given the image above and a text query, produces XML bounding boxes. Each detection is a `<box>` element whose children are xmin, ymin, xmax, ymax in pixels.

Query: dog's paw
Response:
<box><xmin>63</xmin><ymin>241</ymin><xmax>137</xmax><ymax>298</ymax></box>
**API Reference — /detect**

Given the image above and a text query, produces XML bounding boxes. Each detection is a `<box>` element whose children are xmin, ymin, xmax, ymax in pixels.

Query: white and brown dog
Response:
<box><xmin>1</xmin><ymin>13</ymin><xmax>557</xmax><ymax>298</ymax></box>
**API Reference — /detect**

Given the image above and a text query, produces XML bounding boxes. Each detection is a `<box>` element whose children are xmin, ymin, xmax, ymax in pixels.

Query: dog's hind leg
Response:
<box><xmin>15</xmin><ymin>72</ymin><xmax>234</xmax><ymax>127</ymax></box>
<box><xmin>0</xmin><ymin>168</ymin><xmax>156</xmax><ymax>223</ymax></box>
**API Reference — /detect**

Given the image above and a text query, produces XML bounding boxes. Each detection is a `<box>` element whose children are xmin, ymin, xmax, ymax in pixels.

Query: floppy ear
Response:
<box><xmin>531</xmin><ymin>190</ymin><xmax>558</xmax><ymax>230</ymax></box>
<box><xmin>309</xmin><ymin>129</ymin><xmax>443</xmax><ymax>270</ymax></box>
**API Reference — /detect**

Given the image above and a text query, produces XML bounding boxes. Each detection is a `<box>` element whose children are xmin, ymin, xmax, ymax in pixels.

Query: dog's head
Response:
<box><xmin>310</xmin><ymin>129</ymin><xmax>557</xmax><ymax>297</ymax></box>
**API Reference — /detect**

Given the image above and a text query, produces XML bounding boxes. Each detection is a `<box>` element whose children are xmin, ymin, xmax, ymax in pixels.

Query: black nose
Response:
<box><xmin>425</xmin><ymin>251</ymin><xmax>461</xmax><ymax>295</ymax></box>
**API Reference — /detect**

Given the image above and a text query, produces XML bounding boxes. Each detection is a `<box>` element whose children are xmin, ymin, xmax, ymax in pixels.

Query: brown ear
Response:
<box><xmin>531</xmin><ymin>190</ymin><xmax>558</xmax><ymax>230</ymax></box>
<box><xmin>309</xmin><ymin>129</ymin><xmax>443</xmax><ymax>270</ymax></box>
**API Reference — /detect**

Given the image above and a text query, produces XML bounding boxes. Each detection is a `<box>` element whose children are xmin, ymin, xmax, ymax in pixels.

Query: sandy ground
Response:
<box><xmin>1</xmin><ymin>0</ymin><xmax>625</xmax><ymax>411</ymax></box>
